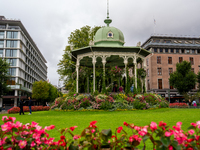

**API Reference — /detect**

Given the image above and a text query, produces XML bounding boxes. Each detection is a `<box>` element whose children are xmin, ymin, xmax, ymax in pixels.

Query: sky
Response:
<box><xmin>1</xmin><ymin>0</ymin><xmax>200</xmax><ymax>87</ymax></box>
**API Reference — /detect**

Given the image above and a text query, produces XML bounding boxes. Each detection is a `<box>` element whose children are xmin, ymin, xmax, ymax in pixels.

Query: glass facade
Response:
<box><xmin>6</xmin><ymin>49</ymin><xmax>17</xmax><ymax>57</ymax></box>
<box><xmin>6</xmin><ymin>40</ymin><xmax>18</xmax><ymax>47</ymax></box>
<box><xmin>0</xmin><ymin>31</ymin><xmax>4</xmax><ymax>39</ymax></box>
<box><xmin>7</xmin><ymin>31</ymin><xmax>18</xmax><ymax>39</ymax></box>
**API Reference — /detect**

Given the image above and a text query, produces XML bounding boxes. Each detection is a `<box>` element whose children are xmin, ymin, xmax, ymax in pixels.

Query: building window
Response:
<box><xmin>0</xmin><ymin>32</ymin><xmax>4</xmax><ymax>39</ymax></box>
<box><xmin>146</xmin><ymin>58</ymin><xmax>149</xmax><ymax>66</ymax></box>
<box><xmin>165</xmin><ymin>49</ymin><xmax>168</xmax><ymax>53</ymax></box>
<box><xmin>7</xmin><ymin>77</ymin><xmax>15</xmax><ymax>85</ymax></box>
<box><xmin>147</xmin><ymin>80</ymin><xmax>150</xmax><ymax>90</ymax></box>
<box><xmin>181</xmin><ymin>49</ymin><xmax>185</xmax><ymax>53</ymax></box>
<box><xmin>6</xmin><ymin>50</ymin><xmax>17</xmax><ymax>57</ymax></box>
<box><xmin>179</xmin><ymin>57</ymin><xmax>183</xmax><ymax>63</ymax></box>
<box><xmin>6</xmin><ymin>41</ymin><xmax>18</xmax><ymax>48</ymax></box>
<box><xmin>170</xmin><ymin>49</ymin><xmax>174</xmax><ymax>53</ymax></box>
<box><xmin>158</xmin><ymin>79</ymin><xmax>162</xmax><ymax>89</ymax></box>
<box><xmin>160</xmin><ymin>48</ymin><xmax>163</xmax><ymax>53</ymax></box>
<box><xmin>191</xmin><ymin>68</ymin><xmax>194</xmax><ymax>73</ymax></box>
<box><xmin>186</xmin><ymin>50</ymin><xmax>190</xmax><ymax>54</ymax></box>
<box><xmin>169</xmin><ymin>68</ymin><xmax>173</xmax><ymax>75</ymax></box>
<box><xmin>190</xmin><ymin>57</ymin><xmax>194</xmax><ymax>65</ymax></box>
<box><xmin>192</xmin><ymin>50</ymin><xmax>195</xmax><ymax>54</ymax></box>
<box><xmin>0</xmin><ymin>41</ymin><xmax>4</xmax><ymax>48</ymax></box>
<box><xmin>7</xmin><ymin>31</ymin><xmax>18</xmax><ymax>39</ymax></box>
<box><xmin>0</xmin><ymin>50</ymin><xmax>3</xmax><ymax>57</ymax></box>
<box><xmin>154</xmin><ymin>48</ymin><xmax>157</xmax><ymax>52</ymax></box>
<box><xmin>157</xmin><ymin>68</ymin><xmax>162</xmax><ymax>75</ymax></box>
<box><xmin>176</xmin><ymin>49</ymin><xmax>179</xmax><ymax>53</ymax></box>
<box><xmin>157</xmin><ymin>56</ymin><xmax>161</xmax><ymax>64</ymax></box>
<box><xmin>147</xmin><ymin>69</ymin><xmax>149</xmax><ymax>77</ymax></box>
<box><xmin>6</xmin><ymin>59</ymin><xmax>17</xmax><ymax>66</ymax></box>
<box><xmin>8</xmin><ymin>68</ymin><xmax>16</xmax><ymax>76</ymax></box>
<box><xmin>168</xmin><ymin>57</ymin><xmax>172</xmax><ymax>64</ymax></box>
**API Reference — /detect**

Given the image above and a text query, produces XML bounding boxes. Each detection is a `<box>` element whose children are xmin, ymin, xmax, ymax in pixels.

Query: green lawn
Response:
<box><xmin>1</xmin><ymin>108</ymin><xmax>200</xmax><ymax>149</ymax></box>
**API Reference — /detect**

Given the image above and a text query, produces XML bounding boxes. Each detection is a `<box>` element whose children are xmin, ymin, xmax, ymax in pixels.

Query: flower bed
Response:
<box><xmin>169</xmin><ymin>103</ymin><xmax>189</xmax><ymax>108</ymax></box>
<box><xmin>51</xmin><ymin>93</ymin><xmax>169</xmax><ymax>111</ymax></box>
<box><xmin>0</xmin><ymin>116</ymin><xmax>200</xmax><ymax>149</ymax></box>
<box><xmin>7</xmin><ymin>106</ymin><xmax>50</xmax><ymax>114</ymax></box>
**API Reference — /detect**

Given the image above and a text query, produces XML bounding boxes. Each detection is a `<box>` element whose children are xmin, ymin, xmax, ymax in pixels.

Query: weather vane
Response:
<box><xmin>104</xmin><ymin>0</ymin><xmax>112</xmax><ymax>26</ymax></box>
<box><xmin>107</xmin><ymin>0</ymin><xmax>109</xmax><ymax>19</ymax></box>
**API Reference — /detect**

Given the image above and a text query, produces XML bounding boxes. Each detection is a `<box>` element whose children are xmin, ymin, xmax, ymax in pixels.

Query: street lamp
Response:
<box><xmin>19</xmin><ymin>91</ymin><xmax>21</xmax><ymax>105</ymax></box>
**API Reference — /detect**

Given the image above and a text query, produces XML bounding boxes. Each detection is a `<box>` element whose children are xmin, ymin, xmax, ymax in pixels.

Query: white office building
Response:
<box><xmin>0</xmin><ymin>16</ymin><xmax>47</xmax><ymax>108</ymax></box>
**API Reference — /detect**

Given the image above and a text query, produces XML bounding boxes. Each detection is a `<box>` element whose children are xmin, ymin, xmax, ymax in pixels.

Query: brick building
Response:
<box><xmin>142</xmin><ymin>35</ymin><xmax>200</xmax><ymax>100</ymax></box>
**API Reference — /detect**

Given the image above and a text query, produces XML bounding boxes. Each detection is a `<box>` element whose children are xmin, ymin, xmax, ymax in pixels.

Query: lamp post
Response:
<box><xmin>168</xmin><ymin>89</ymin><xmax>170</xmax><ymax>103</ymax></box>
<box><xmin>19</xmin><ymin>91</ymin><xmax>21</xmax><ymax>105</ymax></box>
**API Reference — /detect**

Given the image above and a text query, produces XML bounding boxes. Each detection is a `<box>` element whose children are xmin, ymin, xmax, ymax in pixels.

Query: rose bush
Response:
<box><xmin>0</xmin><ymin>116</ymin><xmax>200</xmax><ymax>149</ymax></box>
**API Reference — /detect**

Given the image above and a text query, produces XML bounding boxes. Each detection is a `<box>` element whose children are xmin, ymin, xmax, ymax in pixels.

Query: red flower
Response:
<box><xmin>117</xmin><ymin>126</ymin><xmax>123</xmax><ymax>133</ymax></box>
<box><xmin>69</xmin><ymin>126</ymin><xmax>77</xmax><ymax>131</ymax></box>
<box><xmin>89</xmin><ymin>121</ymin><xmax>97</xmax><ymax>128</ymax></box>
<box><xmin>123</xmin><ymin>122</ymin><xmax>128</xmax><ymax>126</ymax></box>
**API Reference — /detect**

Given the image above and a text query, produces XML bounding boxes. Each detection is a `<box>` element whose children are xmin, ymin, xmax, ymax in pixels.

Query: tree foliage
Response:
<box><xmin>197</xmin><ymin>71</ymin><xmax>200</xmax><ymax>91</ymax></box>
<box><xmin>58</xmin><ymin>25</ymin><xmax>101</xmax><ymax>92</ymax></box>
<box><xmin>32</xmin><ymin>80</ymin><xmax>58</xmax><ymax>103</ymax></box>
<box><xmin>68</xmin><ymin>25</ymin><xmax>101</xmax><ymax>49</ymax></box>
<box><xmin>169</xmin><ymin>61</ymin><xmax>196</xmax><ymax>94</ymax></box>
<box><xmin>0</xmin><ymin>58</ymin><xmax>10</xmax><ymax>97</ymax></box>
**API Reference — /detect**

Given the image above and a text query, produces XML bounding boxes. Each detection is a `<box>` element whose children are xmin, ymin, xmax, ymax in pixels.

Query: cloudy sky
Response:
<box><xmin>1</xmin><ymin>0</ymin><xmax>200</xmax><ymax>86</ymax></box>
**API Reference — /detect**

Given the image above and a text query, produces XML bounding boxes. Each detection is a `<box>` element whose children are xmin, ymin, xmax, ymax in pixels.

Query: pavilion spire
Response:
<box><xmin>104</xmin><ymin>0</ymin><xmax>112</xmax><ymax>27</ymax></box>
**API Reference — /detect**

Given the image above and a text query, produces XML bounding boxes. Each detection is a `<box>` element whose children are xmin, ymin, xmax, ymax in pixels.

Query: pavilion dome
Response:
<box><xmin>94</xmin><ymin>18</ymin><xmax>125</xmax><ymax>47</ymax></box>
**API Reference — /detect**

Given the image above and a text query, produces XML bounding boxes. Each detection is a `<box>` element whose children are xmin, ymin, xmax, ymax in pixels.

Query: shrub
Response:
<box><xmin>7</xmin><ymin>106</ymin><xmax>50</xmax><ymax>114</ymax></box>
<box><xmin>169</xmin><ymin>103</ymin><xmax>189</xmax><ymax>108</ymax></box>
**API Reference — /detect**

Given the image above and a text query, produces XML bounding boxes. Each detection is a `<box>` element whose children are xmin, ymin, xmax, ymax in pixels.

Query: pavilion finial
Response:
<box><xmin>104</xmin><ymin>0</ymin><xmax>112</xmax><ymax>27</ymax></box>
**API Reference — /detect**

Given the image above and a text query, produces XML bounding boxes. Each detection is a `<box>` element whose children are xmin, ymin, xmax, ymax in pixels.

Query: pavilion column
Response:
<box><xmin>124</xmin><ymin>59</ymin><xmax>128</xmax><ymax>84</ymax></box>
<box><xmin>102</xmin><ymin>56</ymin><xmax>107</xmax><ymax>93</ymax></box>
<box><xmin>92</xmin><ymin>56</ymin><xmax>96</xmax><ymax>92</ymax></box>
<box><xmin>76</xmin><ymin>64</ymin><xmax>79</xmax><ymax>93</ymax></box>
<box><xmin>134</xmin><ymin>57</ymin><xmax>137</xmax><ymax>89</ymax></box>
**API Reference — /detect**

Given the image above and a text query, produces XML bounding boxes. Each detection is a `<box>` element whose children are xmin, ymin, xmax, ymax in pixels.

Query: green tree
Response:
<box><xmin>32</xmin><ymin>80</ymin><xmax>50</xmax><ymax>104</ymax></box>
<box><xmin>197</xmin><ymin>71</ymin><xmax>200</xmax><ymax>91</ymax></box>
<box><xmin>57</xmin><ymin>46</ymin><xmax>76</xmax><ymax>92</ymax></box>
<box><xmin>58</xmin><ymin>25</ymin><xmax>101</xmax><ymax>92</ymax></box>
<box><xmin>0</xmin><ymin>58</ymin><xmax>10</xmax><ymax>97</ymax></box>
<box><xmin>169</xmin><ymin>61</ymin><xmax>196</xmax><ymax>94</ymax></box>
<box><xmin>68</xmin><ymin>25</ymin><xmax>101</xmax><ymax>49</ymax></box>
<box><xmin>47</xmin><ymin>83</ymin><xmax>58</xmax><ymax>102</ymax></box>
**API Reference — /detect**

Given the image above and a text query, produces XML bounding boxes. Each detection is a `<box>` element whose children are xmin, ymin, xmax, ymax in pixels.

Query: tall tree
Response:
<box><xmin>0</xmin><ymin>58</ymin><xmax>10</xmax><ymax>97</ymax></box>
<box><xmin>169</xmin><ymin>61</ymin><xmax>196</xmax><ymax>94</ymax></box>
<box><xmin>197</xmin><ymin>71</ymin><xmax>200</xmax><ymax>91</ymax></box>
<box><xmin>58</xmin><ymin>25</ymin><xmax>101</xmax><ymax>92</ymax></box>
<box><xmin>68</xmin><ymin>25</ymin><xmax>101</xmax><ymax>49</ymax></box>
<box><xmin>32</xmin><ymin>80</ymin><xmax>50</xmax><ymax>104</ymax></box>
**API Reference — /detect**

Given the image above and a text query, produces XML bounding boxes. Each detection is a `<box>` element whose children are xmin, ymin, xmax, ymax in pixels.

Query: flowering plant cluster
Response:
<box><xmin>7</xmin><ymin>106</ymin><xmax>50</xmax><ymax>114</ymax></box>
<box><xmin>51</xmin><ymin>93</ymin><xmax>169</xmax><ymax>111</ymax></box>
<box><xmin>169</xmin><ymin>103</ymin><xmax>189</xmax><ymax>108</ymax></box>
<box><xmin>0</xmin><ymin>116</ymin><xmax>200</xmax><ymax>149</ymax></box>
<box><xmin>109</xmin><ymin>66</ymin><xmax>124</xmax><ymax>77</ymax></box>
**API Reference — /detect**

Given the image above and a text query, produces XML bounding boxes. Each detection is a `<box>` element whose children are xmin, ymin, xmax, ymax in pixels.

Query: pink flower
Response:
<box><xmin>176</xmin><ymin>122</ymin><xmax>182</xmax><ymax>127</ymax></box>
<box><xmin>150</xmin><ymin>122</ymin><xmax>157</xmax><ymax>131</ymax></box>
<box><xmin>2</xmin><ymin>116</ymin><xmax>8</xmax><ymax>121</ymax></box>
<box><xmin>0</xmin><ymin>137</ymin><xmax>7</xmax><ymax>146</ymax></box>
<box><xmin>91</xmin><ymin>129</ymin><xmax>95</xmax><ymax>133</ymax></box>
<box><xmin>31</xmin><ymin>141</ymin><xmax>35</xmax><ymax>147</ymax></box>
<box><xmin>73</xmin><ymin>135</ymin><xmax>80</xmax><ymax>140</ymax></box>
<box><xmin>19</xmin><ymin>140</ymin><xmax>27</xmax><ymax>149</ymax></box>
<box><xmin>70</xmin><ymin>126</ymin><xmax>77</xmax><ymax>131</ymax></box>
<box><xmin>188</xmin><ymin>129</ymin><xmax>195</xmax><ymax>135</ymax></box>
<box><xmin>168</xmin><ymin>146</ymin><xmax>173</xmax><ymax>150</ymax></box>
<box><xmin>165</xmin><ymin>131</ymin><xmax>172</xmax><ymax>137</ymax></box>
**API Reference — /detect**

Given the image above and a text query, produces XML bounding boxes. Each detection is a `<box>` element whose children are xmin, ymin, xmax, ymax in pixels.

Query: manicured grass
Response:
<box><xmin>1</xmin><ymin>108</ymin><xmax>200</xmax><ymax>149</ymax></box>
